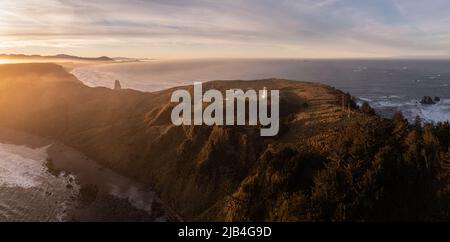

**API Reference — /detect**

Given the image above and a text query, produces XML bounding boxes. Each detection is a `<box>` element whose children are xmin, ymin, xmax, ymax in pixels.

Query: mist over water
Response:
<box><xmin>72</xmin><ymin>59</ymin><xmax>450</xmax><ymax>123</ymax></box>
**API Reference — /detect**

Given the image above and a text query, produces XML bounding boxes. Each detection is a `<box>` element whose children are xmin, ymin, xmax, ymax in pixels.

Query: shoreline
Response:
<box><xmin>68</xmin><ymin>60</ymin><xmax>449</xmax><ymax>123</ymax></box>
<box><xmin>0</xmin><ymin>128</ymin><xmax>181</xmax><ymax>222</ymax></box>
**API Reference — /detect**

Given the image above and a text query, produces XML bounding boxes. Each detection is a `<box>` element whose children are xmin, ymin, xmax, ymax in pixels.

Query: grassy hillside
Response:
<box><xmin>0</xmin><ymin>63</ymin><xmax>449</xmax><ymax>221</ymax></box>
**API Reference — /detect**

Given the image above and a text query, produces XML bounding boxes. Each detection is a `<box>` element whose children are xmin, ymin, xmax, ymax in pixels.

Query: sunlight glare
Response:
<box><xmin>0</xmin><ymin>59</ymin><xmax>14</xmax><ymax>64</ymax></box>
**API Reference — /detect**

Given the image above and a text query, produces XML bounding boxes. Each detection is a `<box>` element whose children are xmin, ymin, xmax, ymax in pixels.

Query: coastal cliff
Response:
<box><xmin>0</xmin><ymin>63</ymin><xmax>449</xmax><ymax>221</ymax></box>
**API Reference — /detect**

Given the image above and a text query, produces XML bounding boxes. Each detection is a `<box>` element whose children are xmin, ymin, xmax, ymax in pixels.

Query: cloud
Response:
<box><xmin>1</xmin><ymin>0</ymin><xmax>450</xmax><ymax>58</ymax></box>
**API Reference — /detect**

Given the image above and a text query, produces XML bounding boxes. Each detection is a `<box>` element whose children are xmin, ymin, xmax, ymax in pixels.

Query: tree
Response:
<box><xmin>413</xmin><ymin>115</ymin><xmax>422</xmax><ymax>130</ymax></box>
<box><xmin>360</xmin><ymin>102</ymin><xmax>376</xmax><ymax>116</ymax></box>
<box><xmin>422</xmin><ymin>124</ymin><xmax>440</xmax><ymax>169</ymax></box>
<box><xmin>392</xmin><ymin>111</ymin><xmax>408</xmax><ymax>140</ymax></box>
<box><xmin>404</xmin><ymin>130</ymin><xmax>422</xmax><ymax>168</ymax></box>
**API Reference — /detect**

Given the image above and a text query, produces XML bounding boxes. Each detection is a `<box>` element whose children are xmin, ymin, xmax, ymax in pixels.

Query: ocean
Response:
<box><xmin>0</xmin><ymin>143</ymin><xmax>76</xmax><ymax>221</ymax></box>
<box><xmin>0</xmin><ymin>132</ymin><xmax>170</xmax><ymax>222</ymax></box>
<box><xmin>71</xmin><ymin>59</ymin><xmax>450</xmax><ymax>123</ymax></box>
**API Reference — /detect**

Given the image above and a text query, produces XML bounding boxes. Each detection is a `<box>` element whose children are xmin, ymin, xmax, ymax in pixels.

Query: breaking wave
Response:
<box><xmin>0</xmin><ymin>143</ymin><xmax>79</xmax><ymax>221</ymax></box>
<box><xmin>357</xmin><ymin>96</ymin><xmax>450</xmax><ymax>123</ymax></box>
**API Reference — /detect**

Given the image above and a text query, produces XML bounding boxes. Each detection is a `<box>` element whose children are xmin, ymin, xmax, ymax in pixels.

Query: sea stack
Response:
<box><xmin>420</xmin><ymin>96</ymin><xmax>435</xmax><ymax>105</ymax></box>
<box><xmin>114</xmin><ymin>80</ymin><xmax>122</xmax><ymax>90</ymax></box>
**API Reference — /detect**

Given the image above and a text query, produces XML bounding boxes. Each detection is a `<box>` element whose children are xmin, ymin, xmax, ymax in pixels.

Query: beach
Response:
<box><xmin>0</xmin><ymin>128</ymin><xmax>179</xmax><ymax>222</ymax></box>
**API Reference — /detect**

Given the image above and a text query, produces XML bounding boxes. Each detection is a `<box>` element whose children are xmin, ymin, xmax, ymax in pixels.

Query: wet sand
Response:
<box><xmin>0</xmin><ymin>128</ymin><xmax>181</xmax><ymax>221</ymax></box>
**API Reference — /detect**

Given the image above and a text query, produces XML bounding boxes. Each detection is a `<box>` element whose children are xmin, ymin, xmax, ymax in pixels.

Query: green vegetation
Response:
<box><xmin>1</xmin><ymin>63</ymin><xmax>449</xmax><ymax>221</ymax></box>
<box><xmin>360</xmin><ymin>101</ymin><xmax>376</xmax><ymax>116</ymax></box>
<box><xmin>225</xmin><ymin>112</ymin><xmax>450</xmax><ymax>221</ymax></box>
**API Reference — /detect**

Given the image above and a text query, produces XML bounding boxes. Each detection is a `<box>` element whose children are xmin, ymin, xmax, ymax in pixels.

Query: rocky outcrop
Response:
<box><xmin>114</xmin><ymin>80</ymin><xmax>122</xmax><ymax>90</ymax></box>
<box><xmin>420</xmin><ymin>96</ymin><xmax>435</xmax><ymax>105</ymax></box>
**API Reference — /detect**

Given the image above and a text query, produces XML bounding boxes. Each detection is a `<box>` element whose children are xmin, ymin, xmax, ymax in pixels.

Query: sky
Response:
<box><xmin>1</xmin><ymin>0</ymin><xmax>450</xmax><ymax>59</ymax></box>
